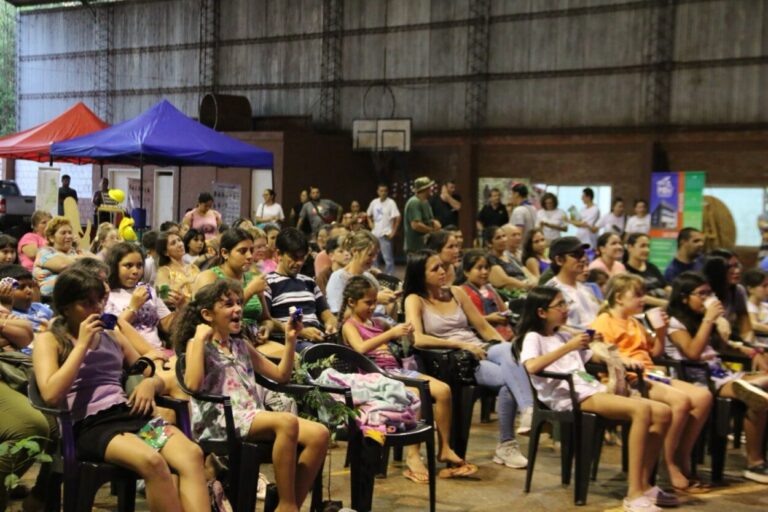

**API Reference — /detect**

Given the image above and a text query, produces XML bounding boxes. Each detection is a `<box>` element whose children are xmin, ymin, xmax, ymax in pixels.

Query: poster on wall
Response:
<box><xmin>127</xmin><ymin>178</ymin><xmax>154</xmax><ymax>226</ymax></box>
<box><xmin>477</xmin><ymin>178</ymin><xmax>547</xmax><ymax>209</ymax></box>
<box><xmin>36</xmin><ymin>167</ymin><xmax>60</xmax><ymax>216</ymax></box>
<box><xmin>213</xmin><ymin>182</ymin><xmax>241</xmax><ymax>225</ymax></box>
<box><xmin>648</xmin><ymin>171</ymin><xmax>706</xmax><ymax>272</ymax></box>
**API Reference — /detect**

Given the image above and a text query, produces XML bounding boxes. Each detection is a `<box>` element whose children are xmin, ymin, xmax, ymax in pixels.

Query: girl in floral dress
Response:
<box><xmin>175</xmin><ymin>279</ymin><xmax>329</xmax><ymax>512</ymax></box>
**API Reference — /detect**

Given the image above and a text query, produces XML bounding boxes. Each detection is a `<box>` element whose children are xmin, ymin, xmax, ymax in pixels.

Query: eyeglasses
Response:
<box><xmin>546</xmin><ymin>300</ymin><xmax>569</xmax><ymax>311</ymax></box>
<box><xmin>689</xmin><ymin>289</ymin><xmax>713</xmax><ymax>299</ymax></box>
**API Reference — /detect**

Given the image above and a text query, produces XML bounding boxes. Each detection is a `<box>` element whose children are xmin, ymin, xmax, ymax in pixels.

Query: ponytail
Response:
<box><xmin>173</xmin><ymin>279</ymin><xmax>243</xmax><ymax>353</ymax></box>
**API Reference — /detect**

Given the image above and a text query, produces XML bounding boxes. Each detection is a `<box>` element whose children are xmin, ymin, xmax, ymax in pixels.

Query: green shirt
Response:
<box><xmin>403</xmin><ymin>195</ymin><xmax>434</xmax><ymax>252</ymax></box>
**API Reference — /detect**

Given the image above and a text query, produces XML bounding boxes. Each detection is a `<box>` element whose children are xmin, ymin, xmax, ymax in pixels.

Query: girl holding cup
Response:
<box><xmin>590</xmin><ymin>273</ymin><xmax>712</xmax><ymax>492</ymax></box>
<box><xmin>155</xmin><ymin>231</ymin><xmax>200</xmax><ymax>307</ymax></box>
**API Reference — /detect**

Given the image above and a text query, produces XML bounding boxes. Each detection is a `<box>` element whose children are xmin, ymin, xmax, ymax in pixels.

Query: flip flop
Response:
<box><xmin>438</xmin><ymin>460</ymin><xmax>478</xmax><ymax>479</ymax></box>
<box><xmin>403</xmin><ymin>469</ymin><xmax>430</xmax><ymax>484</ymax></box>
<box><xmin>672</xmin><ymin>480</ymin><xmax>710</xmax><ymax>494</ymax></box>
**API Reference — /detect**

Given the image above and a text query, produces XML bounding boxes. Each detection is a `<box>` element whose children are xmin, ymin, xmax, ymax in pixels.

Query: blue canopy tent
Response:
<box><xmin>50</xmin><ymin>99</ymin><xmax>273</xmax><ymax>217</ymax></box>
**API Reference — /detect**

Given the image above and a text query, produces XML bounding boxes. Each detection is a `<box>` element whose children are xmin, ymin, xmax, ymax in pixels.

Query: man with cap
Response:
<box><xmin>403</xmin><ymin>177</ymin><xmax>441</xmax><ymax>253</ymax></box>
<box><xmin>545</xmin><ymin>236</ymin><xmax>601</xmax><ymax>329</ymax></box>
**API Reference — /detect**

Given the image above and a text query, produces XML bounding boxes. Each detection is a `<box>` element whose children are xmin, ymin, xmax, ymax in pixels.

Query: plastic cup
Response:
<box><xmin>646</xmin><ymin>307</ymin><xmax>665</xmax><ymax>329</ymax></box>
<box><xmin>703</xmin><ymin>296</ymin><xmax>718</xmax><ymax>310</ymax></box>
<box><xmin>158</xmin><ymin>284</ymin><xmax>171</xmax><ymax>300</ymax></box>
<box><xmin>100</xmin><ymin>313</ymin><xmax>118</xmax><ymax>330</ymax></box>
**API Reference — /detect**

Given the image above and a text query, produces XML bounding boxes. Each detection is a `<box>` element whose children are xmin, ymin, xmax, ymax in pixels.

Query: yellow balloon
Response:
<box><xmin>108</xmin><ymin>189</ymin><xmax>125</xmax><ymax>203</ymax></box>
<box><xmin>118</xmin><ymin>216</ymin><xmax>137</xmax><ymax>241</ymax></box>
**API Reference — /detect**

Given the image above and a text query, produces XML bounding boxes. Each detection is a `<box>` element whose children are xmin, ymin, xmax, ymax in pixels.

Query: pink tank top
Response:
<box><xmin>346</xmin><ymin>318</ymin><xmax>400</xmax><ymax>370</ymax></box>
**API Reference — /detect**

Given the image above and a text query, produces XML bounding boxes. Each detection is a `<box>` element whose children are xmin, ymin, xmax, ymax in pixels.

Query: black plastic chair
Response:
<box><xmin>517</xmin><ymin>346</ymin><xmax>646</xmax><ymax>506</ymax></box>
<box><xmin>28</xmin><ymin>357</ymin><xmax>190</xmax><ymax>512</ymax></box>
<box><xmin>302</xmin><ymin>343</ymin><xmax>437</xmax><ymax>512</ymax></box>
<box><xmin>414</xmin><ymin>346</ymin><xmax>493</xmax><ymax>460</ymax></box>
<box><xmin>175</xmin><ymin>353</ymin><xmax>325</xmax><ymax>512</ymax></box>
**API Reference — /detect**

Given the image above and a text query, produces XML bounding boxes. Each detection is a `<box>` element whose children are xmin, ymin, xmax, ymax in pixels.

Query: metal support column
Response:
<box><xmin>199</xmin><ymin>0</ymin><xmax>220</xmax><ymax>93</ymax></box>
<box><xmin>94</xmin><ymin>4</ymin><xmax>113</xmax><ymax>122</ymax></box>
<box><xmin>464</xmin><ymin>0</ymin><xmax>491</xmax><ymax>130</ymax></box>
<box><xmin>318</xmin><ymin>0</ymin><xmax>343</xmax><ymax>128</ymax></box>
<box><xmin>644</xmin><ymin>0</ymin><xmax>676</xmax><ymax>128</ymax></box>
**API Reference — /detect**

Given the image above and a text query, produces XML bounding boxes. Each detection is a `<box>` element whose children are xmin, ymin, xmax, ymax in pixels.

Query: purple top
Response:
<box><xmin>66</xmin><ymin>332</ymin><xmax>126</xmax><ymax>422</ymax></box>
<box><xmin>346</xmin><ymin>318</ymin><xmax>399</xmax><ymax>371</ymax></box>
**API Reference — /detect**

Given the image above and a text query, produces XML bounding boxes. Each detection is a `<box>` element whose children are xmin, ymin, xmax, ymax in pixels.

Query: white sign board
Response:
<box><xmin>212</xmin><ymin>182</ymin><xmax>241</xmax><ymax>225</ymax></box>
<box><xmin>37</xmin><ymin>167</ymin><xmax>60</xmax><ymax>216</ymax></box>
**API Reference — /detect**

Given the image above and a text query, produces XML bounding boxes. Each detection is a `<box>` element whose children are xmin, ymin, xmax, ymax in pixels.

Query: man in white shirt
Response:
<box><xmin>545</xmin><ymin>236</ymin><xmax>599</xmax><ymax>329</ymax></box>
<box><xmin>367</xmin><ymin>183</ymin><xmax>401</xmax><ymax>275</ymax></box>
<box><xmin>625</xmin><ymin>199</ymin><xmax>651</xmax><ymax>235</ymax></box>
<box><xmin>509</xmin><ymin>183</ymin><xmax>537</xmax><ymax>240</ymax></box>
<box><xmin>570</xmin><ymin>187</ymin><xmax>600</xmax><ymax>249</ymax></box>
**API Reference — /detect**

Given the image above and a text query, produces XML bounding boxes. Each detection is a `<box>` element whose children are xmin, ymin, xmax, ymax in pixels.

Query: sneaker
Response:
<box><xmin>643</xmin><ymin>486</ymin><xmax>680</xmax><ymax>507</ymax></box>
<box><xmin>623</xmin><ymin>495</ymin><xmax>661</xmax><ymax>512</ymax></box>
<box><xmin>493</xmin><ymin>439</ymin><xmax>528</xmax><ymax>469</ymax></box>
<box><xmin>517</xmin><ymin>407</ymin><xmax>533</xmax><ymax>436</ymax></box>
<box><xmin>256</xmin><ymin>473</ymin><xmax>270</xmax><ymax>500</ymax></box>
<box><xmin>744</xmin><ymin>463</ymin><xmax>768</xmax><ymax>484</ymax></box>
<box><xmin>733</xmin><ymin>380</ymin><xmax>768</xmax><ymax>411</ymax></box>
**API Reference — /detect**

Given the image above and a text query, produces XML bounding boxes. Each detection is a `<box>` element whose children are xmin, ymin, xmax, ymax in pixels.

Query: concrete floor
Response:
<box><xmin>9</xmin><ymin>403</ymin><xmax>768</xmax><ymax>511</ymax></box>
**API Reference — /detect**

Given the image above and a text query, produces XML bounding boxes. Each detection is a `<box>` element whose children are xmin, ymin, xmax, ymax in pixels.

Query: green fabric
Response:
<box><xmin>211</xmin><ymin>266</ymin><xmax>263</xmax><ymax>326</ymax></box>
<box><xmin>403</xmin><ymin>196</ymin><xmax>434</xmax><ymax>252</ymax></box>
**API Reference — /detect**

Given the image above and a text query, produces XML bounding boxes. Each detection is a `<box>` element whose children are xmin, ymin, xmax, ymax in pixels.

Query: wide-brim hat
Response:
<box><xmin>549</xmin><ymin>236</ymin><xmax>590</xmax><ymax>259</ymax></box>
<box><xmin>413</xmin><ymin>177</ymin><xmax>435</xmax><ymax>192</ymax></box>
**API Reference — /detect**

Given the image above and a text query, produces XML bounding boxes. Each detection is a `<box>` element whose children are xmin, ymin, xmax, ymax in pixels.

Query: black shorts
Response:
<box><xmin>74</xmin><ymin>404</ymin><xmax>151</xmax><ymax>462</ymax></box>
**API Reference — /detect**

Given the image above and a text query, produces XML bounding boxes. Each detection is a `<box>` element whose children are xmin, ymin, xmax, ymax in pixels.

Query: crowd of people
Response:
<box><xmin>1</xmin><ymin>175</ymin><xmax>767</xmax><ymax>512</ymax></box>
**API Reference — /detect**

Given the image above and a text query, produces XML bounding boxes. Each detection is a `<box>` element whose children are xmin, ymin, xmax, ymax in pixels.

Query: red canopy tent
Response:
<box><xmin>0</xmin><ymin>102</ymin><xmax>108</xmax><ymax>162</ymax></box>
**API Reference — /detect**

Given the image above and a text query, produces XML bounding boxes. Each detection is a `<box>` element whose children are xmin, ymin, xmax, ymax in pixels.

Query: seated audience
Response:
<box><xmin>155</xmin><ymin>231</ymin><xmax>200</xmax><ymax>306</ymax></box>
<box><xmin>485</xmin><ymin>226</ymin><xmax>532</xmax><ymax>294</ymax></box>
<box><xmin>425</xmin><ymin>229</ymin><xmax>461</xmax><ymax>285</ymax></box>
<box><xmin>404</xmin><ymin>250</ymin><xmax>533</xmax><ymax>471</ymax></box>
<box><xmin>340</xmin><ymin>275</ymin><xmax>472</xmax><ymax>481</ymax></box>
<box><xmin>743</xmin><ymin>269</ymin><xmax>768</xmax><ymax>341</ymax></box>
<box><xmin>176</xmin><ymin>280</ymin><xmax>328</xmax><ymax>511</ymax></box>
<box><xmin>18</xmin><ymin>210</ymin><xmax>52</xmax><ymax>271</ymax></box>
<box><xmin>33</xmin><ymin>268</ymin><xmax>209</xmax><ymax>511</ymax></box>
<box><xmin>0</xmin><ymin>235</ymin><xmax>18</xmax><ymax>265</ymax></box>
<box><xmin>591</xmin><ymin>274</ymin><xmax>712</xmax><ymax>492</ymax></box>
<box><xmin>519</xmin><ymin>286</ymin><xmax>673</xmax><ymax>511</ymax></box>
<box><xmin>665</xmin><ymin>271</ymin><xmax>768</xmax><ymax>483</ymax></box>
<box><xmin>33</xmin><ymin>216</ymin><xmax>88</xmax><ymax>299</ymax></box>
<box><xmin>544</xmin><ymin>237</ymin><xmax>600</xmax><ymax>329</ymax></box>
<box><xmin>588</xmin><ymin>232</ymin><xmax>626</xmax><ymax>276</ymax></box>
<box><xmin>264</xmin><ymin>228</ymin><xmax>338</xmax><ymax>352</ymax></box>
<box><xmin>260</xmin><ymin>223</ymin><xmax>281</xmax><ymax>274</ymax></box>
<box><xmin>182</xmin><ymin>228</ymin><xmax>211</xmax><ymax>269</ymax></box>
<box><xmin>703</xmin><ymin>249</ymin><xmax>757</xmax><ymax>344</ymax></box>
<box><xmin>522</xmin><ymin>228</ymin><xmax>550</xmax><ymax>280</ymax></box>
<box><xmin>90</xmin><ymin>222</ymin><xmax>119</xmax><ymax>260</ymax></box>
<box><xmin>460</xmin><ymin>249</ymin><xmax>514</xmax><ymax>341</ymax></box>
<box><xmin>0</xmin><ymin>265</ymin><xmax>53</xmax><ymax>332</ymax></box>
<box><xmin>313</xmin><ymin>225</ymin><xmax>333</xmax><ymax>278</ymax></box>
<box><xmin>664</xmin><ymin>228</ymin><xmax>704</xmax><ymax>283</ymax></box>
<box><xmin>105</xmin><ymin>242</ymin><xmax>177</xmax><ymax>352</ymax></box>
<box><xmin>624</xmin><ymin>233</ymin><xmax>668</xmax><ymax>307</ymax></box>
<box><xmin>315</xmin><ymin>236</ymin><xmax>349</xmax><ymax>295</ymax></box>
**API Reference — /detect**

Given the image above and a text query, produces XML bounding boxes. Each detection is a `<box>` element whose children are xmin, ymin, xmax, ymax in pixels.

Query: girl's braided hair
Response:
<box><xmin>336</xmin><ymin>275</ymin><xmax>376</xmax><ymax>342</ymax></box>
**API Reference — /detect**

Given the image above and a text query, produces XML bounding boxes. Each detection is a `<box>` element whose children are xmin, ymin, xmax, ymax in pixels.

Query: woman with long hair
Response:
<box><xmin>702</xmin><ymin>250</ymin><xmax>757</xmax><ymax>344</ymax></box>
<box><xmin>484</xmin><ymin>226</ymin><xmax>532</xmax><ymax>293</ymax></box>
<box><xmin>155</xmin><ymin>231</ymin><xmax>201</xmax><ymax>308</ymax></box>
<box><xmin>666</xmin><ymin>271</ymin><xmax>768</xmax><ymax>483</ymax></box>
<box><xmin>403</xmin><ymin>250</ymin><xmax>533</xmax><ymax>472</ymax></box>
<box><xmin>425</xmin><ymin>229</ymin><xmax>461</xmax><ymax>285</ymax></box>
<box><xmin>522</xmin><ymin>228</ymin><xmax>550</xmax><ymax>280</ymax></box>
<box><xmin>34</xmin><ymin>268</ymin><xmax>209</xmax><ymax>512</ymax></box>
<box><xmin>624</xmin><ymin>233</ymin><xmax>669</xmax><ymax>307</ymax></box>
<box><xmin>176</xmin><ymin>279</ymin><xmax>327</xmax><ymax>511</ymax></box>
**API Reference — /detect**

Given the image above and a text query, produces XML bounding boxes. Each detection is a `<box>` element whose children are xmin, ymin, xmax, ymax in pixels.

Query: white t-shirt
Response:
<box><xmin>625</xmin><ymin>215</ymin><xmax>651</xmax><ymax>235</ymax></box>
<box><xmin>366</xmin><ymin>197</ymin><xmax>401</xmax><ymax>238</ymax></box>
<box><xmin>520</xmin><ymin>331</ymin><xmax>605</xmax><ymax>411</ymax></box>
<box><xmin>255</xmin><ymin>202</ymin><xmax>285</xmax><ymax>222</ymax></box>
<box><xmin>105</xmin><ymin>287</ymin><xmax>172</xmax><ymax>349</ymax></box>
<box><xmin>748</xmin><ymin>301</ymin><xmax>768</xmax><ymax>341</ymax></box>
<box><xmin>511</xmin><ymin>204</ymin><xmax>537</xmax><ymax>238</ymax></box>
<box><xmin>665</xmin><ymin>316</ymin><xmax>719</xmax><ymax>361</ymax></box>
<box><xmin>546</xmin><ymin>277</ymin><xmax>600</xmax><ymax>329</ymax></box>
<box><xmin>576</xmin><ymin>205</ymin><xmax>600</xmax><ymax>249</ymax></box>
<box><xmin>536</xmin><ymin>208</ymin><xmax>567</xmax><ymax>242</ymax></box>
<box><xmin>597</xmin><ymin>213</ymin><xmax>626</xmax><ymax>235</ymax></box>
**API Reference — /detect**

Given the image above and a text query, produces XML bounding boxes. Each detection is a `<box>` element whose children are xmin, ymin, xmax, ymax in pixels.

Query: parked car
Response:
<box><xmin>0</xmin><ymin>180</ymin><xmax>36</xmax><ymax>238</ymax></box>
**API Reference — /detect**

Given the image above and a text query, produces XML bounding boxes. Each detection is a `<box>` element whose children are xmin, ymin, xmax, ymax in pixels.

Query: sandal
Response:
<box><xmin>403</xmin><ymin>469</ymin><xmax>430</xmax><ymax>484</ymax></box>
<box><xmin>438</xmin><ymin>460</ymin><xmax>478</xmax><ymax>479</ymax></box>
<box><xmin>672</xmin><ymin>480</ymin><xmax>710</xmax><ymax>495</ymax></box>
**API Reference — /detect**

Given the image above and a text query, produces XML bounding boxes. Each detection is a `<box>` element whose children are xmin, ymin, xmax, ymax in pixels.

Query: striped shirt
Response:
<box><xmin>264</xmin><ymin>272</ymin><xmax>329</xmax><ymax>328</ymax></box>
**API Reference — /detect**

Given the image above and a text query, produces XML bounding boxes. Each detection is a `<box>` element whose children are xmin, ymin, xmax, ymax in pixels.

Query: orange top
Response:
<box><xmin>590</xmin><ymin>313</ymin><xmax>654</xmax><ymax>371</ymax></box>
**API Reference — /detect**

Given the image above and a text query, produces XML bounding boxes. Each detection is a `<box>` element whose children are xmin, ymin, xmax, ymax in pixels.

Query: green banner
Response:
<box><xmin>649</xmin><ymin>237</ymin><xmax>678</xmax><ymax>272</ymax></box>
<box><xmin>682</xmin><ymin>171</ymin><xmax>705</xmax><ymax>230</ymax></box>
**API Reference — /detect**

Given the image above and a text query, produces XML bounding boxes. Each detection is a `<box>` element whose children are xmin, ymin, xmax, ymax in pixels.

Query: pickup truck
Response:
<box><xmin>0</xmin><ymin>180</ymin><xmax>36</xmax><ymax>238</ymax></box>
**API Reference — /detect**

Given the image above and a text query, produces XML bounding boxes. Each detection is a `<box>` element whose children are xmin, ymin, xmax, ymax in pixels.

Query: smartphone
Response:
<box><xmin>0</xmin><ymin>277</ymin><xmax>18</xmax><ymax>289</ymax></box>
<box><xmin>584</xmin><ymin>329</ymin><xmax>595</xmax><ymax>339</ymax></box>
<box><xmin>100</xmin><ymin>313</ymin><xmax>118</xmax><ymax>330</ymax></box>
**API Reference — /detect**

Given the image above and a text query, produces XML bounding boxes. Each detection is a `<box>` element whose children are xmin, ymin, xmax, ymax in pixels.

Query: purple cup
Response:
<box><xmin>100</xmin><ymin>313</ymin><xmax>118</xmax><ymax>330</ymax></box>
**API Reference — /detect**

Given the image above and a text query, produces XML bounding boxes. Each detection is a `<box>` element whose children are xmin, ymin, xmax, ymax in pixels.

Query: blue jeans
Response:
<box><xmin>377</xmin><ymin>235</ymin><xmax>395</xmax><ymax>275</ymax></box>
<box><xmin>474</xmin><ymin>343</ymin><xmax>534</xmax><ymax>442</ymax></box>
